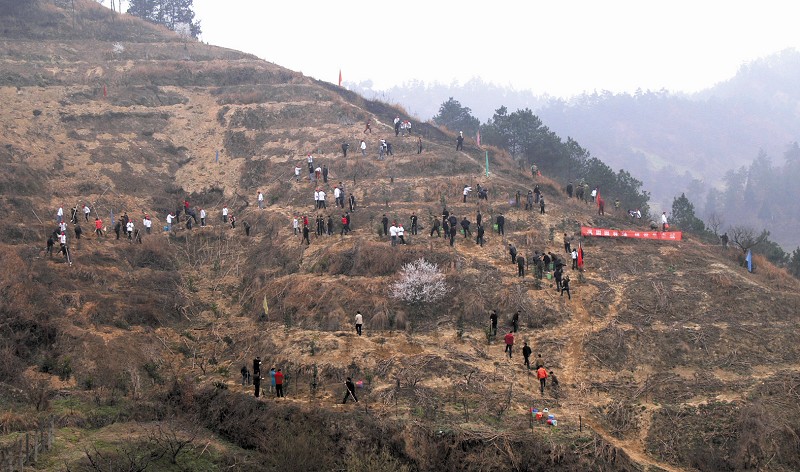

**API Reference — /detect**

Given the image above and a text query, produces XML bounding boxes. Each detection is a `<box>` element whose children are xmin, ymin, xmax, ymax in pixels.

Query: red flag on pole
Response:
<box><xmin>338</xmin><ymin>69</ymin><xmax>342</xmax><ymax>87</ymax></box>
<box><xmin>577</xmin><ymin>243</ymin><xmax>584</xmax><ymax>269</ymax></box>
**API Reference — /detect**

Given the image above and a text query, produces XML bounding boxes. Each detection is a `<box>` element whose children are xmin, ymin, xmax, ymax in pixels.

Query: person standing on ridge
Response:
<box><xmin>456</xmin><ymin>132</ymin><xmax>464</xmax><ymax>151</ymax></box>
<box><xmin>355</xmin><ymin>311</ymin><xmax>363</xmax><ymax>336</ymax></box>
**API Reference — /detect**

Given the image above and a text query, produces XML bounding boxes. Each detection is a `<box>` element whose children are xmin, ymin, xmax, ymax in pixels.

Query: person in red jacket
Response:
<box><xmin>94</xmin><ymin>217</ymin><xmax>104</xmax><ymax>237</ymax></box>
<box><xmin>504</xmin><ymin>331</ymin><xmax>514</xmax><ymax>359</ymax></box>
<box><xmin>274</xmin><ymin>368</ymin><xmax>285</xmax><ymax>398</ymax></box>
<box><xmin>537</xmin><ymin>366</ymin><xmax>548</xmax><ymax>395</ymax></box>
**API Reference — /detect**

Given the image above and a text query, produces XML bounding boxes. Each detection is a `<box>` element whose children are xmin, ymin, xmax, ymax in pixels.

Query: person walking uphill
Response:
<box><xmin>537</xmin><ymin>366</ymin><xmax>548</xmax><ymax>394</ymax></box>
<box><xmin>490</xmin><ymin>310</ymin><xmax>498</xmax><ymax>336</ymax></box>
<box><xmin>522</xmin><ymin>342</ymin><xmax>532</xmax><ymax>369</ymax></box>
<box><xmin>355</xmin><ymin>311</ymin><xmax>363</xmax><ymax>336</ymax></box>
<box><xmin>343</xmin><ymin>377</ymin><xmax>358</xmax><ymax>403</ymax></box>
<box><xmin>504</xmin><ymin>331</ymin><xmax>514</xmax><ymax>358</ymax></box>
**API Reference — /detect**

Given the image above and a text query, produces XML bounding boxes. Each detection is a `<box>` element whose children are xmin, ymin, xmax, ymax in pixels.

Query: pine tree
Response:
<box><xmin>127</xmin><ymin>0</ymin><xmax>201</xmax><ymax>38</ymax></box>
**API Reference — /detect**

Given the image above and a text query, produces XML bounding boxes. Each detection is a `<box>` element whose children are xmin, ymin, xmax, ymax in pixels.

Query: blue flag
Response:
<box><xmin>215</xmin><ymin>150</ymin><xmax>219</xmax><ymax>163</ymax></box>
<box><xmin>746</xmin><ymin>249</ymin><xmax>752</xmax><ymax>273</ymax></box>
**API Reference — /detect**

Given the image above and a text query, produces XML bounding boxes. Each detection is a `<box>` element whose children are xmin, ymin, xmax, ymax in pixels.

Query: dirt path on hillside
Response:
<box><xmin>558</xmin><ymin>278</ymin><xmax>690</xmax><ymax>471</ymax></box>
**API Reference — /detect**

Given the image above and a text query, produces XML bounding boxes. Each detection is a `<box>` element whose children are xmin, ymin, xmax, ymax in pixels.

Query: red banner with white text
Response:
<box><xmin>581</xmin><ymin>227</ymin><xmax>682</xmax><ymax>241</ymax></box>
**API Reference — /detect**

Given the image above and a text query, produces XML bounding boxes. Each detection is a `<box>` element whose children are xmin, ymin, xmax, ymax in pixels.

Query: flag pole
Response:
<box><xmin>485</xmin><ymin>151</ymin><xmax>489</xmax><ymax>177</ymax></box>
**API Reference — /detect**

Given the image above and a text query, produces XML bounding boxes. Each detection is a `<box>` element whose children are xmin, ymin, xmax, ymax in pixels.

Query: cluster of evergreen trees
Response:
<box><xmin>433</xmin><ymin>98</ymin><xmax>651</xmax><ymax>216</ymax></box>
<box><xmin>127</xmin><ymin>0</ymin><xmax>201</xmax><ymax>38</ymax></box>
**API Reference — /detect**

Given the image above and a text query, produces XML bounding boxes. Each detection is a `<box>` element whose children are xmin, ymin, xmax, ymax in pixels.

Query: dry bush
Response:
<box><xmin>368</xmin><ymin>310</ymin><xmax>389</xmax><ymax>331</ymax></box>
<box><xmin>125</xmin><ymin>237</ymin><xmax>178</xmax><ymax>271</ymax></box>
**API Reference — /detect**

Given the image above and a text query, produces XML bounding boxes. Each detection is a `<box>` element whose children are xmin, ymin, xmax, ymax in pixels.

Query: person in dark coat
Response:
<box><xmin>343</xmin><ymin>377</ymin><xmax>358</xmax><ymax>403</ymax></box>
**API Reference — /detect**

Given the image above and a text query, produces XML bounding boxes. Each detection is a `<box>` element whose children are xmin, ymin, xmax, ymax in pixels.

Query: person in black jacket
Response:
<box><xmin>381</xmin><ymin>214</ymin><xmax>389</xmax><ymax>236</ymax></box>
<box><xmin>460</xmin><ymin>217</ymin><xmax>471</xmax><ymax>238</ymax></box>
<box><xmin>410</xmin><ymin>213</ymin><xmax>418</xmax><ymax>235</ymax></box>
<box><xmin>430</xmin><ymin>217</ymin><xmax>441</xmax><ymax>237</ymax></box>
<box><xmin>496</xmin><ymin>213</ymin><xmax>505</xmax><ymax>235</ymax></box>
<box><xmin>522</xmin><ymin>342</ymin><xmax>532</xmax><ymax>369</ymax></box>
<box><xmin>489</xmin><ymin>310</ymin><xmax>498</xmax><ymax>336</ymax></box>
<box><xmin>476</xmin><ymin>224</ymin><xmax>485</xmax><ymax>247</ymax></box>
<box><xmin>509</xmin><ymin>243</ymin><xmax>517</xmax><ymax>263</ymax></box>
<box><xmin>302</xmin><ymin>225</ymin><xmax>310</xmax><ymax>245</ymax></box>
<box><xmin>561</xmin><ymin>275</ymin><xmax>571</xmax><ymax>299</ymax></box>
<box><xmin>343</xmin><ymin>377</ymin><xmax>358</xmax><ymax>403</ymax></box>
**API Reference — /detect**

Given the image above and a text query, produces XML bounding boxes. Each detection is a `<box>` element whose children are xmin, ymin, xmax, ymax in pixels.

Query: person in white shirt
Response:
<box><xmin>318</xmin><ymin>189</ymin><xmax>326</xmax><ymax>209</ymax></box>
<box><xmin>591</xmin><ymin>188</ymin><xmax>598</xmax><ymax>202</ymax></box>
<box><xmin>57</xmin><ymin>206</ymin><xmax>64</xmax><ymax>224</ymax></box>
<box><xmin>463</xmin><ymin>185</ymin><xmax>472</xmax><ymax>203</ymax></box>
<box><xmin>83</xmin><ymin>204</ymin><xmax>91</xmax><ymax>222</ymax></box>
<box><xmin>257</xmin><ymin>191</ymin><xmax>264</xmax><ymax>209</ymax></box>
<box><xmin>166</xmin><ymin>213</ymin><xmax>174</xmax><ymax>231</ymax></box>
<box><xmin>333</xmin><ymin>187</ymin><xmax>341</xmax><ymax>208</ymax></box>
<box><xmin>571</xmin><ymin>249</ymin><xmax>579</xmax><ymax>270</ymax></box>
<box><xmin>126</xmin><ymin>220</ymin><xmax>134</xmax><ymax>240</ymax></box>
<box><xmin>355</xmin><ymin>311</ymin><xmax>363</xmax><ymax>336</ymax></box>
<box><xmin>293</xmin><ymin>217</ymin><xmax>299</xmax><ymax>235</ymax></box>
<box><xmin>397</xmin><ymin>224</ymin><xmax>406</xmax><ymax>244</ymax></box>
<box><xmin>389</xmin><ymin>223</ymin><xmax>398</xmax><ymax>246</ymax></box>
<box><xmin>199</xmin><ymin>209</ymin><xmax>206</xmax><ymax>226</ymax></box>
<box><xmin>294</xmin><ymin>164</ymin><xmax>301</xmax><ymax>182</ymax></box>
<box><xmin>59</xmin><ymin>221</ymin><xmax>67</xmax><ymax>233</ymax></box>
<box><xmin>143</xmin><ymin>215</ymin><xmax>152</xmax><ymax>234</ymax></box>
<box><xmin>222</xmin><ymin>206</ymin><xmax>228</xmax><ymax>223</ymax></box>
<box><xmin>360</xmin><ymin>140</ymin><xmax>366</xmax><ymax>156</ymax></box>
<box><xmin>314</xmin><ymin>190</ymin><xmax>320</xmax><ymax>209</ymax></box>
<box><xmin>661</xmin><ymin>212</ymin><xmax>668</xmax><ymax>231</ymax></box>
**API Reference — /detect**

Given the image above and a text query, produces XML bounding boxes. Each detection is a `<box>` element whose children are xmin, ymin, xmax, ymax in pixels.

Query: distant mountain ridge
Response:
<box><xmin>350</xmin><ymin>49</ymin><xmax>800</xmax><ymax>248</ymax></box>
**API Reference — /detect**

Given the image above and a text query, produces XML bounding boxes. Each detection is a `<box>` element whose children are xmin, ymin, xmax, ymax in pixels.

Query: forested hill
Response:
<box><xmin>349</xmin><ymin>49</ymin><xmax>800</xmax><ymax>249</ymax></box>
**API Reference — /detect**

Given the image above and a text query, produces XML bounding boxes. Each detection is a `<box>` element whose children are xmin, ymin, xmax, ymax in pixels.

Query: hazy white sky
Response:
<box><xmin>188</xmin><ymin>0</ymin><xmax>800</xmax><ymax>97</ymax></box>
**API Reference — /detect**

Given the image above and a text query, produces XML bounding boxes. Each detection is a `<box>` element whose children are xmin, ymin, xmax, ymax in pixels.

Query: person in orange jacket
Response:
<box><xmin>504</xmin><ymin>331</ymin><xmax>514</xmax><ymax>359</ymax></box>
<box><xmin>537</xmin><ymin>366</ymin><xmax>548</xmax><ymax>395</ymax></box>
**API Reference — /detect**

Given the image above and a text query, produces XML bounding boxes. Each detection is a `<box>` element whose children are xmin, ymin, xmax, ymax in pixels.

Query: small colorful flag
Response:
<box><xmin>746</xmin><ymin>249</ymin><xmax>752</xmax><ymax>273</ymax></box>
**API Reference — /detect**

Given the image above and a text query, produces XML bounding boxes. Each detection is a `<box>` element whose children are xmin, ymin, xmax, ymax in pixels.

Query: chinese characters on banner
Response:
<box><xmin>581</xmin><ymin>227</ymin><xmax>682</xmax><ymax>241</ymax></box>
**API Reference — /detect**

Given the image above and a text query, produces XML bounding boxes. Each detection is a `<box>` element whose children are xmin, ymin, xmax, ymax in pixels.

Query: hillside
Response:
<box><xmin>2</xmin><ymin>2</ymin><xmax>800</xmax><ymax>471</ymax></box>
